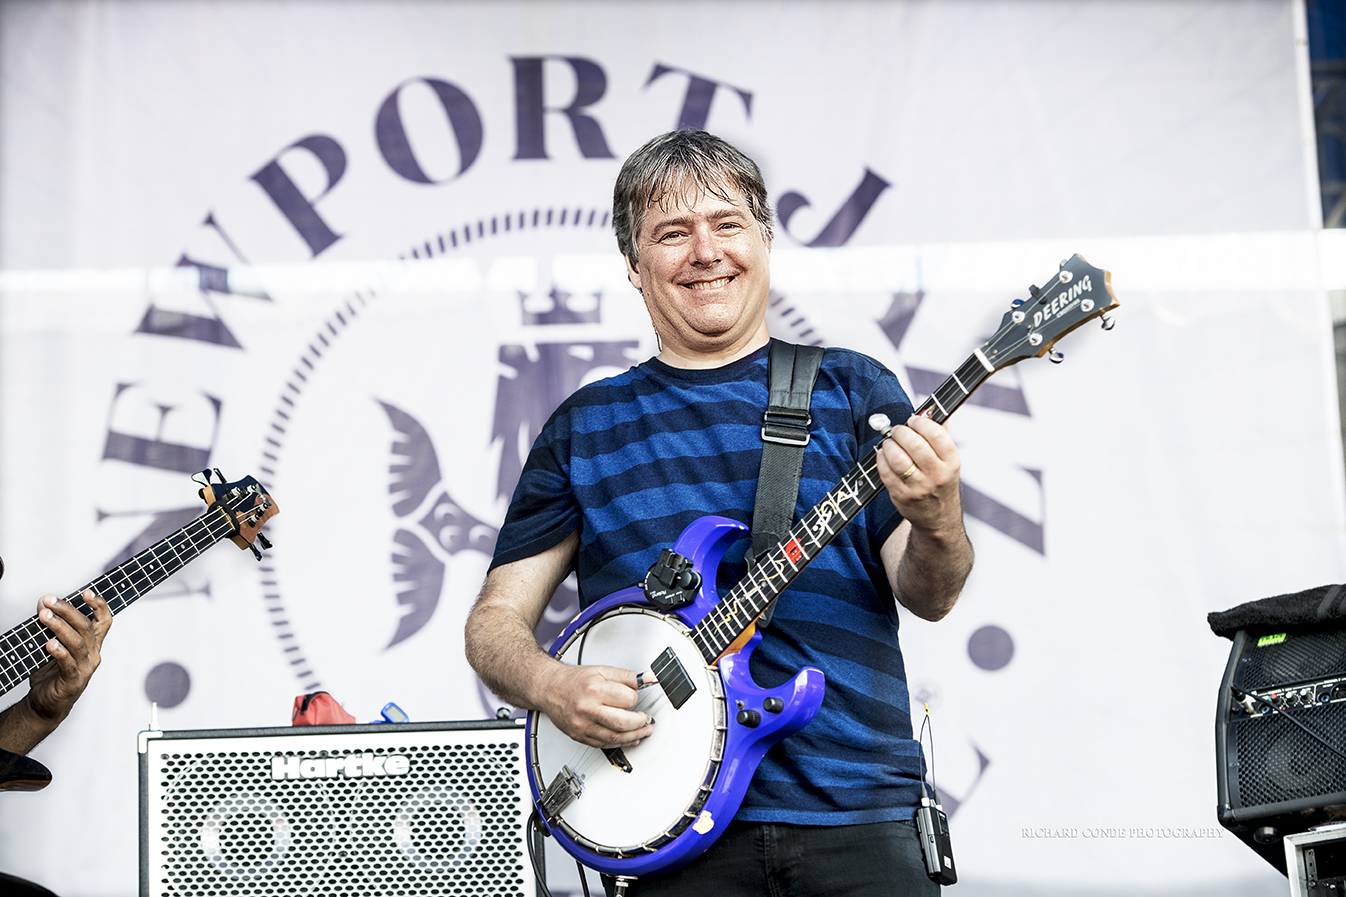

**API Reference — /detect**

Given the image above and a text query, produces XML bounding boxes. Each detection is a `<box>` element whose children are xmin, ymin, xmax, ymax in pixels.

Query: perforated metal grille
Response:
<box><xmin>1238</xmin><ymin>630</ymin><xmax>1346</xmax><ymax>690</ymax></box>
<box><xmin>144</xmin><ymin>732</ymin><xmax>530</xmax><ymax>896</ymax></box>
<box><xmin>1232</xmin><ymin>703</ymin><xmax>1346</xmax><ymax>811</ymax></box>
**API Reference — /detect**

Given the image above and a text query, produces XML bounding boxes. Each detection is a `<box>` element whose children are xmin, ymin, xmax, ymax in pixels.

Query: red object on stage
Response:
<box><xmin>291</xmin><ymin>691</ymin><xmax>356</xmax><ymax>725</ymax></box>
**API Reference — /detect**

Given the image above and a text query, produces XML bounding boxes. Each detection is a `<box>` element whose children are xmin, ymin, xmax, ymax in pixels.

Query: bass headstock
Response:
<box><xmin>981</xmin><ymin>253</ymin><xmax>1119</xmax><ymax>371</ymax></box>
<box><xmin>197</xmin><ymin>470</ymin><xmax>279</xmax><ymax>559</ymax></box>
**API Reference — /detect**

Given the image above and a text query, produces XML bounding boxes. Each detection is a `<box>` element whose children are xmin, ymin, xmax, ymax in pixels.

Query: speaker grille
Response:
<box><xmin>1238</xmin><ymin>629</ymin><xmax>1346</xmax><ymax>690</ymax></box>
<box><xmin>142</xmin><ymin>726</ymin><xmax>533</xmax><ymax>897</ymax></box>
<box><xmin>1232</xmin><ymin>702</ymin><xmax>1346</xmax><ymax>810</ymax></box>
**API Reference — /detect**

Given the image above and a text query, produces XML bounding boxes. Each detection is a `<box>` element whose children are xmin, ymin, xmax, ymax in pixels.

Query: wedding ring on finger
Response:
<box><xmin>898</xmin><ymin>463</ymin><xmax>918</xmax><ymax>480</ymax></box>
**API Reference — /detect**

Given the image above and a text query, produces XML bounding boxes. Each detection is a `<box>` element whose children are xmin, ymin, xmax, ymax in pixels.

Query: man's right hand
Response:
<box><xmin>466</xmin><ymin>532</ymin><xmax>656</xmax><ymax>749</ymax></box>
<box><xmin>538</xmin><ymin>663</ymin><xmax>655</xmax><ymax>749</ymax></box>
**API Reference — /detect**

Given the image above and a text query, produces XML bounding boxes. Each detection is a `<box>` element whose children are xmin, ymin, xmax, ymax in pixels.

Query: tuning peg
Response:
<box><xmin>1059</xmin><ymin>259</ymin><xmax>1069</xmax><ymax>270</ymax></box>
<box><xmin>1101</xmin><ymin>313</ymin><xmax>1117</xmax><ymax>331</ymax></box>
<box><xmin>868</xmin><ymin>413</ymin><xmax>891</xmax><ymax>434</ymax></box>
<box><xmin>1010</xmin><ymin>298</ymin><xmax>1025</xmax><ymax>308</ymax></box>
<box><xmin>1048</xmin><ymin>348</ymin><xmax>1065</xmax><ymax>364</ymax></box>
<box><xmin>1028</xmin><ymin>284</ymin><xmax>1041</xmax><ymax>299</ymax></box>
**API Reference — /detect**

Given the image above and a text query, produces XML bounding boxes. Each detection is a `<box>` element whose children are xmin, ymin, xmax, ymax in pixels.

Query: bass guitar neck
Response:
<box><xmin>0</xmin><ymin>470</ymin><xmax>278</xmax><ymax>792</ymax></box>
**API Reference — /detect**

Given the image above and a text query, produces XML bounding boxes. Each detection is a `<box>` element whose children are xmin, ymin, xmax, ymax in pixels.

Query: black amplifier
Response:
<box><xmin>1217</xmin><ymin>628</ymin><xmax>1346</xmax><ymax>872</ymax></box>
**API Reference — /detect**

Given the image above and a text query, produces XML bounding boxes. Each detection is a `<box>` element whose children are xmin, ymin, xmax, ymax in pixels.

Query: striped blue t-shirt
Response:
<box><xmin>491</xmin><ymin>340</ymin><xmax>927</xmax><ymax>824</ymax></box>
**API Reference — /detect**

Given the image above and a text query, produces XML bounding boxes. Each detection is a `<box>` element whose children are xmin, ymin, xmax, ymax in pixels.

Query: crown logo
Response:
<box><xmin>520</xmin><ymin>286</ymin><xmax>602</xmax><ymax>326</ymax></box>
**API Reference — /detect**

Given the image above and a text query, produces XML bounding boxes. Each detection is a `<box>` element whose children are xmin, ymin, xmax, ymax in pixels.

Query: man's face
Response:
<box><xmin>626</xmin><ymin>182</ymin><xmax>771</xmax><ymax>366</ymax></box>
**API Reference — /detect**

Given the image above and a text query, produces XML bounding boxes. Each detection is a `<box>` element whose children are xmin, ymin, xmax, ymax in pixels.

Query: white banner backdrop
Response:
<box><xmin>0</xmin><ymin>1</ymin><xmax>1337</xmax><ymax>895</ymax></box>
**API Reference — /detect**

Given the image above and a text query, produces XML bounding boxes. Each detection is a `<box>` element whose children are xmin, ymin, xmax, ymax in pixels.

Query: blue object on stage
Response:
<box><xmin>370</xmin><ymin>702</ymin><xmax>410</xmax><ymax>724</ymax></box>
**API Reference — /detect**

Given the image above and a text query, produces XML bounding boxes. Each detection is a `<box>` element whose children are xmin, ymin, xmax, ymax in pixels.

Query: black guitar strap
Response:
<box><xmin>752</xmin><ymin>340</ymin><xmax>825</xmax><ymax>627</ymax></box>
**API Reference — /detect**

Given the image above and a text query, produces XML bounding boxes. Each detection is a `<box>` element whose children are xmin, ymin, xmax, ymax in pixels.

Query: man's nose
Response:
<box><xmin>690</xmin><ymin>226</ymin><xmax>721</xmax><ymax>264</ymax></box>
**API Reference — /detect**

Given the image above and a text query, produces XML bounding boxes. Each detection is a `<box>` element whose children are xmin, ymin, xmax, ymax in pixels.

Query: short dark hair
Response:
<box><xmin>612</xmin><ymin>130</ymin><xmax>773</xmax><ymax>267</ymax></box>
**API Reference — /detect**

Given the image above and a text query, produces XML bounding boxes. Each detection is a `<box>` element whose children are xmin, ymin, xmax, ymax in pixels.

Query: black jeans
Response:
<box><xmin>600</xmin><ymin>819</ymin><xmax>939</xmax><ymax>897</ymax></box>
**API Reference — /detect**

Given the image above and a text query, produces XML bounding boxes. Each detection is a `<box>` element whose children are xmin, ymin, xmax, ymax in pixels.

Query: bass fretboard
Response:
<box><xmin>0</xmin><ymin>508</ymin><xmax>234</xmax><ymax>697</ymax></box>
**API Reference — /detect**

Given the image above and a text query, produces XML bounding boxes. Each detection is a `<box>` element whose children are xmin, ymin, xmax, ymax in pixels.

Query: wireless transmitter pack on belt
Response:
<box><xmin>916</xmin><ymin>703</ymin><xmax>957</xmax><ymax>885</ymax></box>
<box><xmin>917</xmin><ymin>795</ymin><xmax>957</xmax><ymax>885</ymax></box>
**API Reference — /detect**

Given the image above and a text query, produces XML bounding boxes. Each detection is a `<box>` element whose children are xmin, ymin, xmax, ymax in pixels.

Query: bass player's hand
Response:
<box><xmin>0</xmin><ymin>589</ymin><xmax>112</xmax><ymax>755</ymax></box>
<box><xmin>27</xmin><ymin>589</ymin><xmax>112</xmax><ymax>726</ymax></box>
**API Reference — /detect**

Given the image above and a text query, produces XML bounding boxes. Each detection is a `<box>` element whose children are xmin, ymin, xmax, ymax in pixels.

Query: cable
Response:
<box><xmin>917</xmin><ymin>702</ymin><xmax>940</xmax><ymax>802</ymax></box>
<box><xmin>527</xmin><ymin>808</ymin><xmax>602</xmax><ymax>897</ymax></box>
<box><xmin>913</xmin><ymin>701</ymin><xmax>958</xmax><ymax>885</ymax></box>
<box><xmin>526</xmin><ymin>809</ymin><xmax>555</xmax><ymax>897</ymax></box>
<box><xmin>1232</xmin><ymin>685</ymin><xmax>1346</xmax><ymax>763</ymax></box>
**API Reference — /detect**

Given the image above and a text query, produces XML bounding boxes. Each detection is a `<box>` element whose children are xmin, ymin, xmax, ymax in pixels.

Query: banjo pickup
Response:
<box><xmin>652</xmin><ymin>646</ymin><xmax>696</xmax><ymax>710</ymax></box>
<box><xmin>540</xmin><ymin>764</ymin><xmax>584</xmax><ymax>822</ymax></box>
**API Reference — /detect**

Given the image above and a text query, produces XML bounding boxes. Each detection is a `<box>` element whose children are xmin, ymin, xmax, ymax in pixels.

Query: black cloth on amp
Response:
<box><xmin>1207</xmin><ymin>583</ymin><xmax>1346</xmax><ymax>639</ymax></box>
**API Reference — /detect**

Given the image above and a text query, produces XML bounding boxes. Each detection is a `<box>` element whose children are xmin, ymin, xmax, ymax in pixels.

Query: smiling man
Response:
<box><xmin>621</xmin><ymin>162</ymin><xmax>773</xmax><ymax>368</ymax></box>
<box><xmin>465</xmin><ymin>130</ymin><xmax>973</xmax><ymax>896</ymax></box>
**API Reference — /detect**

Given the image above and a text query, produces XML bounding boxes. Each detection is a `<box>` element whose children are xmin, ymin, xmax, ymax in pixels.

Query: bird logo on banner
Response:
<box><xmin>379</xmin><ymin>399</ymin><xmax>498</xmax><ymax>648</ymax></box>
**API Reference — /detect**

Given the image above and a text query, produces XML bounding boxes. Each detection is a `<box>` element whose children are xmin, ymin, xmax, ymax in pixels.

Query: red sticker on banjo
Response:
<box><xmin>784</xmin><ymin>538</ymin><xmax>804</xmax><ymax>564</ymax></box>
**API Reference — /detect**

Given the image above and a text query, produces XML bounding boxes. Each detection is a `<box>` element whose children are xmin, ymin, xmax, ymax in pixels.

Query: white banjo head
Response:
<box><xmin>532</xmin><ymin>607</ymin><xmax>724</xmax><ymax>852</ymax></box>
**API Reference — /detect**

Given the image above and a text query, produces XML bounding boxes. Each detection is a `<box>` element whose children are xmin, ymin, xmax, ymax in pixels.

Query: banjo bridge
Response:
<box><xmin>602</xmin><ymin>747</ymin><xmax>633</xmax><ymax>773</ymax></box>
<box><xmin>541</xmin><ymin>764</ymin><xmax>584</xmax><ymax>822</ymax></box>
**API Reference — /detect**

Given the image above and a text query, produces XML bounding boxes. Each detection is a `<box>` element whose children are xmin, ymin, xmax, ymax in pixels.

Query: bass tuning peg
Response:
<box><xmin>1048</xmin><ymin>349</ymin><xmax>1065</xmax><ymax>364</ymax></box>
<box><xmin>867</xmin><ymin>413</ymin><xmax>891</xmax><ymax>433</ymax></box>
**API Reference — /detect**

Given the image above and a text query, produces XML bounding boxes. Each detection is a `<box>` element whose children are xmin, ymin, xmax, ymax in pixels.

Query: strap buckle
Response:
<box><xmin>761</xmin><ymin>409</ymin><xmax>811</xmax><ymax>446</ymax></box>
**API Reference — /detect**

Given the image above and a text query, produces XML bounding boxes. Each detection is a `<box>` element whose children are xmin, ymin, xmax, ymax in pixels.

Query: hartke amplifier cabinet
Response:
<box><xmin>139</xmin><ymin>719</ymin><xmax>540</xmax><ymax>897</ymax></box>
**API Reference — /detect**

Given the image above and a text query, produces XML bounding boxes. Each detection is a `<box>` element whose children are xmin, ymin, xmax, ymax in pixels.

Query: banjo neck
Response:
<box><xmin>688</xmin><ymin>254</ymin><xmax>1118</xmax><ymax>664</ymax></box>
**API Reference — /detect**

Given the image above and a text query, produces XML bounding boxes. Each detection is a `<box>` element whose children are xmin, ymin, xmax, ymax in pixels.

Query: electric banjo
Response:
<box><xmin>527</xmin><ymin>254</ymin><xmax>1118</xmax><ymax>879</ymax></box>
<box><xmin>0</xmin><ymin>470</ymin><xmax>278</xmax><ymax>792</ymax></box>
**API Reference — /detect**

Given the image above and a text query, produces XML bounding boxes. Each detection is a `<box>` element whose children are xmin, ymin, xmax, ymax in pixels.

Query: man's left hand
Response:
<box><xmin>26</xmin><ymin>589</ymin><xmax>112</xmax><ymax>726</ymax></box>
<box><xmin>875</xmin><ymin>413</ymin><xmax>964</xmax><ymax>535</ymax></box>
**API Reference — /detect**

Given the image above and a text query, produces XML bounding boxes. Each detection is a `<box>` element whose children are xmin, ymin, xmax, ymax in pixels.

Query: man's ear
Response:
<box><xmin>625</xmin><ymin>255</ymin><xmax>643</xmax><ymax>293</ymax></box>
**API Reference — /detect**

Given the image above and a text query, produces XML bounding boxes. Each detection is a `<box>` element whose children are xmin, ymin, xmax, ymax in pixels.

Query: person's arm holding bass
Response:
<box><xmin>0</xmin><ymin>589</ymin><xmax>112</xmax><ymax>756</ymax></box>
